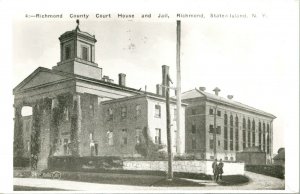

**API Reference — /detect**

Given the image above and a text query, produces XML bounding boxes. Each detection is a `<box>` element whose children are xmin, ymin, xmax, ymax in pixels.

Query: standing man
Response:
<box><xmin>218</xmin><ymin>159</ymin><xmax>224</xmax><ymax>181</ymax></box>
<box><xmin>212</xmin><ymin>159</ymin><xmax>218</xmax><ymax>181</ymax></box>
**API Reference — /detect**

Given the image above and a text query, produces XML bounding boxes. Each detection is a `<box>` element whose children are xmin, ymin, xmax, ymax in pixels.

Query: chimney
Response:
<box><xmin>118</xmin><ymin>73</ymin><xmax>126</xmax><ymax>87</ymax></box>
<box><xmin>156</xmin><ymin>84</ymin><xmax>163</xmax><ymax>96</ymax></box>
<box><xmin>227</xmin><ymin>95</ymin><xmax>234</xmax><ymax>100</ymax></box>
<box><xmin>213</xmin><ymin>87</ymin><xmax>221</xmax><ymax>96</ymax></box>
<box><xmin>162</xmin><ymin>65</ymin><xmax>169</xmax><ymax>97</ymax></box>
<box><xmin>199</xmin><ymin>87</ymin><xmax>206</xmax><ymax>91</ymax></box>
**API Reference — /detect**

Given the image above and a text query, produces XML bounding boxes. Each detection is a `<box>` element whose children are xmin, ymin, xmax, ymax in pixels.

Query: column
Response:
<box><xmin>70</xmin><ymin>94</ymin><xmax>82</xmax><ymax>156</ymax></box>
<box><xmin>31</xmin><ymin>103</ymin><xmax>42</xmax><ymax>170</ymax></box>
<box><xmin>14</xmin><ymin>104</ymin><xmax>24</xmax><ymax>157</ymax></box>
<box><xmin>49</xmin><ymin>97</ymin><xmax>59</xmax><ymax>156</ymax></box>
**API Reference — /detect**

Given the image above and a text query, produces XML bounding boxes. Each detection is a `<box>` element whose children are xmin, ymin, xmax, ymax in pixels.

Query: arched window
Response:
<box><xmin>262</xmin><ymin>122</ymin><xmax>266</xmax><ymax>152</ymax></box>
<box><xmin>247</xmin><ymin>118</ymin><xmax>251</xmax><ymax>130</ymax></box>
<box><xmin>252</xmin><ymin>120</ymin><xmax>255</xmax><ymax>131</ymax></box>
<box><xmin>235</xmin><ymin>115</ymin><xmax>239</xmax><ymax>151</ymax></box>
<box><xmin>243</xmin><ymin>118</ymin><xmax>246</xmax><ymax>129</ymax></box>
<box><xmin>235</xmin><ymin>116</ymin><xmax>239</xmax><ymax>127</ymax></box>
<box><xmin>224</xmin><ymin>114</ymin><xmax>228</xmax><ymax>125</ymax></box>
<box><xmin>230</xmin><ymin>115</ymin><xmax>233</xmax><ymax>126</ymax></box>
<box><xmin>258</xmin><ymin>122</ymin><xmax>262</xmax><ymax>150</ymax></box>
<box><xmin>252</xmin><ymin>120</ymin><xmax>255</xmax><ymax>146</ymax></box>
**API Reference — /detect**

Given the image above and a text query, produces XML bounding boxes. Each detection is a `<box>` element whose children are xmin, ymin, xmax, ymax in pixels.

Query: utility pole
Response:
<box><xmin>166</xmin><ymin>74</ymin><xmax>173</xmax><ymax>180</ymax></box>
<box><xmin>176</xmin><ymin>20</ymin><xmax>183</xmax><ymax>155</ymax></box>
<box><xmin>162</xmin><ymin>65</ymin><xmax>173</xmax><ymax>180</ymax></box>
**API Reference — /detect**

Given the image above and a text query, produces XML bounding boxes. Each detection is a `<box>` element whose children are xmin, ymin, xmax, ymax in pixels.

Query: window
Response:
<box><xmin>209</xmin><ymin>108</ymin><xmax>214</xmax><ymax>115</ymax></box>
<box><xmin>136</xmin><ymin>129</ymin><xmax>142</xmax><ymax>144</ymax></box>
<box><xmin>155</xmin><ymin>128</ymin><xmax>161</xmax><ymax>144</ymax></box>
<box><xmin>243</xmin><ymin>118</ymin><xmax>246</xmax><ymax>129</ymax></box>
<box><xmin>107</xmin><ymin>131</ymin><xmax>114</xmax><ymax>146</ymax></box>
<box><xmin>259</xmin><ymin>122</ymin><xmax>262</xmax><ymax>150</ymax></box>
<box><xmin>136</xmin><ymin>105</ymin><xmax>141</xmax><ymax>117</ymax></box>
<box><xmin>230</xmin><ymin>115</ymin><xmax>233</xmax><ymax>126</ymax></box>
<box><xmin>192</xmin><ymin>123</ymin><xmax>196</xmax><ymax>134</ymax></box>
<box><xmin>224</xmin><ymin>126</ymin><xmax>228</xmax><ymax>150</ymax></box>
<box><xmin>230</xmin><ymin>157</ymin><xmax>234</xmax><ymax>161</ymax></box>
<box><xmin>209</xmin><ymin>139</ymin><xmax>214</xmax><ymax>149</ymax></box>
<box><xmin>210</xmin><ymin>156</ymin><xmax>214</xmax><ymax>159</ymax></box>
<box><xmin>235</xmin><ymin>116</ymin><xmax>239</xmax><ymax>151</ymax></box>
<box><xmin>191</xmin><ymin>108</ymin><xmax>196</xmax><ymax>115</ymax></box>
<box><xmin>225</xmin><ymin>156</ymin><xmax>228</xmax><ymax>161</ymax></box>
<box><xmin>242</xmin><ymin>130</ymin><xmax>246</xmax><ymax>149</ymax></box>
<box><xmin>267</xmin><ymin>124</ymin><xmax>270</xmax><ymax>154</ymax></box>
<box><xmin>209</xmin><ymin>125</ymin><xmax>214</xmax><ymax>133</ymax></box>
<box><xmin>89</xmin><ymin>104</ymin><xmax>94</xmax><ymax>117</ymax></box>
<box><xmin>217</xmin><ymin>126</ymin><xmax>221</xmax><ymax>134</ymax></box>
<box><xmin>122</xmin><ymin>129</ymin><xmax>128</xmax><ymax>145</ymax></box>
<box><xmin>107</xmin><ymin>108</ymin><xmax>113</xmax><ymax>120</ymax></box>
<box><xmin>65</xmin><ymin>46</ymin><xmax>71</xmax><ymax>60</ymax></box>
<box><xmin>263</xmin><ymin>124</ymin><xmax>266</xmax><ymax>152</ymax></box>
<box><xmin>82</xmin><ymin>46</ymin><xmax>88</xmax><ymax>60</ymax></box>
<box><xmin>235</xmin><ymin>116</ymin><xmax>239</xmax><ymax>127</ymax></box>
<box><xmin>218</xmin><ymin>140</ymin><xmax>220</xmax><ymax>146</ymax></box>
<box><xmin>121</xmin><ymin>107</ymin><xmax>127</xmax><ymax>118</ymax></box>
<box><xmin>230</xmin><ymin>127</ymin><xmax>233</xmax><ymax>150</ymax></box>
<box><xmin>247</xmin><ymin>130</ymin><xmax>251</xmax><ymax>147</ymax></box>
<box><xmin>247</xmin><ymin>119</ymin><xmax>251</xmax><ymax>130</ymax></box>
<box><xmin>224</xmin><ymin>114</ymin><xmax>228</xmax><ymax>125</ymax></box>
<box><xmin>252</xmin><ymin>131</ymin><xmax>255</xmax><ymax>147</ymax></box>
<box><xmin>192</xmin><ymin>137</ymin><xmax>196</xmax><ymax>149</ymax></box>
<box><xmin>217</xmin><ymin>110</ymin><xmax>221</xmax><ymax>116</ymax></box>
<box><xmin>155</xmin><ymin>105</ymin><xmax>161</xmax><ymax>118</ymax></box>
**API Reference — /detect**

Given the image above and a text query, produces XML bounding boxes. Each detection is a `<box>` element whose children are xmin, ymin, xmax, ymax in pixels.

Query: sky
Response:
<box><xmin>12</xmin><ymin>14</ymin><xmax>298</xmax><ymax>154</ymax></box>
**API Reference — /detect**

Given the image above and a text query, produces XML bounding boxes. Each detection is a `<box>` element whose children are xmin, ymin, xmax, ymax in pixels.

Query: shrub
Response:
<box><xmin>245</xmin><ymin>164</ymin><xmax>284</xmax><ymax>179</ymax></box>
<box><xmin>14</xmin><ymin>157</ymin><xmax>30</xmax><ymax>167</ymax></box>
<box><xmin>135</xmin><ymin>126</ymin><xmax>167</xmax><ymax>160</ymax></box>
<box><xmin>48</xmin><ymin>156</ymin><xmax>123</xmax><ymax>171</ymax></box>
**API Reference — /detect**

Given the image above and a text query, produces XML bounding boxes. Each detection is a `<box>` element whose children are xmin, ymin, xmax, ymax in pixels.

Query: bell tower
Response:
<box><xmin>53</xmin><ymin>20</ymin><xmax>102</xmax><ymax>80</ymax></box>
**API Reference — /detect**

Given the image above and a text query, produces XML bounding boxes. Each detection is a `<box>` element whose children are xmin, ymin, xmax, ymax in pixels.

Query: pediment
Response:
<box><xmin>14</xmin><ymin>67</ymin><xmax>72</xmax><ymax>93</ymax></box>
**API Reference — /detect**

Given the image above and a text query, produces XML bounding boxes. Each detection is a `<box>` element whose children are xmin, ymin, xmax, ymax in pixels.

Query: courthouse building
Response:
<box><xmin>13</xmin><ymin>24</ymin><xmax>185</xmax><ymax>170</ymax></box>
<box><xmin>182</xmin><ymin>87</ymin><xmax>276</xmax><ymax>164</ymax></box>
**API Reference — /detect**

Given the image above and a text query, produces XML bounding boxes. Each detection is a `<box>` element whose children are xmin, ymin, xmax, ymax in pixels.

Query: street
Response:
<box><xmin>13</xmin><ymin>171</ymin><xmax>284</xmax><ymax>191</ymax></box>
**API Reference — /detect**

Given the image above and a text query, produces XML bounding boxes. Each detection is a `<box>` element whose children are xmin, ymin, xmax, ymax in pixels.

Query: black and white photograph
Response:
<box><xmin>0</xmin><ymin>0</ymin><xmax>298</xmax><ymax>193</ymax></box>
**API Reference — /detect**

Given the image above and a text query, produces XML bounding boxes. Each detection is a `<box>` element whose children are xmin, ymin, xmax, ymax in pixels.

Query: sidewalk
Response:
<box><xmin>13</xmin><ymin>171</ymin><xmax>285</xmax><ymax>191</ymax></box>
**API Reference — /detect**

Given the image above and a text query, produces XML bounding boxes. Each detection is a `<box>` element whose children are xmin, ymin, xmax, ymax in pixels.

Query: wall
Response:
<box><xmin>100</xmin><ymin>97</ymin><xmax>148</xmax><ymax>157</ymax></box>
<box><xmin>123</xmin><ymin>160</ymin><xmax>245</xmax><ymax>175</ymax></box>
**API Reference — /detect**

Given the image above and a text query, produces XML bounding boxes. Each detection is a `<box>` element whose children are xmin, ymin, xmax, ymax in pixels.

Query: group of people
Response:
<box><xmin>212</xmin><ymin>158</ymin><xmax>224</xmax><ymax>181</ymax></box>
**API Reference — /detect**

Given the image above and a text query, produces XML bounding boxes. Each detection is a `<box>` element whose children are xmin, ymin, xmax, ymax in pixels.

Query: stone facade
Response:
<box><xmin>182</xmin><ymin>88</ymin><xmax>276</xmax><ymax>164</ymax></box>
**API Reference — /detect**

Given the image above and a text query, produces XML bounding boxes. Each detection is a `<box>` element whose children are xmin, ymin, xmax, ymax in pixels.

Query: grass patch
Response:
<box><xmin>150</xmin><ymin>178</ymin><xmax>205</xmax><ymax>187</ymax></box>
<box><xmin>60</xmin><ymin>171</ymin><xmax>163</xmax><ymax>186</ymax></box>
<box><xmin>216</xmin><ymin>175</ymin><xmax>249</xmax><ymax>186</ymax></box>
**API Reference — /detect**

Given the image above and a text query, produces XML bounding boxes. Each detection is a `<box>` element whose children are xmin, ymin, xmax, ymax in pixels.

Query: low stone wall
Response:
<box><xmin>123</xmin><ymin>160</ymin><xmax>245</xmax><ymax>175</ymax></box>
